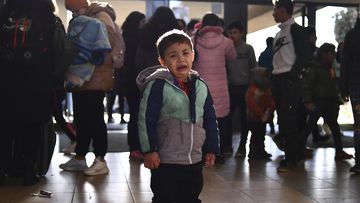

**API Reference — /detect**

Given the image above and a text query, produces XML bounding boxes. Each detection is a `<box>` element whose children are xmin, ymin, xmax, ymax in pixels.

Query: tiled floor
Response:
<box><xmin>0</xmin><ymin>130</ymin><xmax>359</xmax><ymax>203</ymax></box>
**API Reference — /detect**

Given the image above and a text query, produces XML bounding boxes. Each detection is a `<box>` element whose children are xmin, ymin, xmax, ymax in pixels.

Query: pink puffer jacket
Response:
<box><xmin>192</xmin><ymin>26</ymin><xmax>236</xmax><ymax>118</ymax></box>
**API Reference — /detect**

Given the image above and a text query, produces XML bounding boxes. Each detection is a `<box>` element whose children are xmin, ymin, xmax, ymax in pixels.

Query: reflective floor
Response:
<box><xmin>0</xmin><ymin>129</ymin><xmax>359</xmax><ymax>203</ymax></box>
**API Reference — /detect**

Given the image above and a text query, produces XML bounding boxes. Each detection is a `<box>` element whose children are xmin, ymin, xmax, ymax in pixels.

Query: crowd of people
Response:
<box><xmin>0</xmin><ymin>0</ymin><xmax>359</xmax><ymax>202</ymax></box>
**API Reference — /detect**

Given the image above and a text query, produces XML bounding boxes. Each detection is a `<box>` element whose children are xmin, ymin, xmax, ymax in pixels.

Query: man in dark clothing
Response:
<box><xmin>340</xmin><ymin>17</ymin><xmax>360</xmax><ymax>173</ymax></box>
<box><xmin>271</xmin><ymin>0</ymin><xmax>311</xmax><ymax>172</ymax></box>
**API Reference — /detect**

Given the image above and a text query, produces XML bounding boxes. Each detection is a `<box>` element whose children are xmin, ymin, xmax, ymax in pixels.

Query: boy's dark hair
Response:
<box><xmin>316</xmin><ymin>43</ymin><xmax>335</xmax><ymax>59</ymax></box>
<box><xmin>187</xmin><ymin>19</ymin><xmax>199</xmax><ymax>31</ymax></box>
<box><xmin>227</xmin><ymin>20</ymin><xmax>243</xmax><ymax>32</ymax></box>
<box><xmin>266</xmin><ymin>37</ymin><xmax>274</xmax><ymax>47</ymax></box>
<box><xmin>201</xmin><ymin>13</ymin><xmax>220</xmax><ymax>28</ymax></box>
<box><xmin>156</xmin><ymin>29</ymin><xmax>193</xmax><ymax>59</ymax></box>
<box><xmin>274</xmin><ymin>0</ymin><xmax>294</xmax><ymax>15</ymax></box>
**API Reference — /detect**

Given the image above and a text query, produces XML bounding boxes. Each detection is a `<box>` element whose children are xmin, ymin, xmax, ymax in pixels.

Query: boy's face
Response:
<box><xmin>159</xmin><ymin>42</ymin><xmax>194</xmax><ymax>82</ymax></box>
<box><xmin>228</xmin><ymin>28</ymin><xmax>242</xmax><ymax>45</ymax></box>
<box><xmin>323</xmin><ymin>50</ymin><xmax>336</xmax><ymax>64</ymax></box>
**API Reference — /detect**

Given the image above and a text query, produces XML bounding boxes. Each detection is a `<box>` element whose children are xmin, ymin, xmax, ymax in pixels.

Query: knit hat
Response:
<box><xmin>65</xmin><ymin>0</ymin><xmax>90</xmax><ymax>11</ymax></box>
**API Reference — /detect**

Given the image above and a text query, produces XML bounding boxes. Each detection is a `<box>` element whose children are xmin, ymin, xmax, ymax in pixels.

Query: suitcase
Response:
<box><xmin>9</xmin><ymin>121</ymin><xmax>56</xmax><ymax>177</ymax></box>
<box><xmin>37</xmin><ymin>121</ymin><xmax>57</xmax><ymax>176</ymax></box>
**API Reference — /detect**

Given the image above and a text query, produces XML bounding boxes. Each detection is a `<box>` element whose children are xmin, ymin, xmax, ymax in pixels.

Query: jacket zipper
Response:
<box><xmin>188</xmin><ymin>124</ymin><xmax>194</xmax><ymax>164</ymax></box>
<box><xmin>167</xmin><ymin>80</ymin><xmax>194</xmax><ymax>164</ymax></box>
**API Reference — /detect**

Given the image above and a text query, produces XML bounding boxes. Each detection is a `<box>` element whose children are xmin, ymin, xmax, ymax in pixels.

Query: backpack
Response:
<box><xmin>0</xmin><ymin>7</ymin><xmax>48</xmax><ymax>66</ymax></box>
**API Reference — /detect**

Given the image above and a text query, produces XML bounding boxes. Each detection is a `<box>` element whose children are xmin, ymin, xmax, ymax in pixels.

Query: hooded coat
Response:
<box><xmin>136</xmin><ymin>66</ymin><xmax>219</xmax><ymax>165</ymax></box>
<box><xmin>192</xmin><ymin>26</ymin><xmax>237</xmax><ymax>118</ymax></box>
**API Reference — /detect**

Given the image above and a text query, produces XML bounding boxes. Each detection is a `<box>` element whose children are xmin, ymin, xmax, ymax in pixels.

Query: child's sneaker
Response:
<box><xmin>59</xmin><ymin>158</ymin><xmax>88</xmax><ymax>171</ymax></box>
<box><xmin>129</xmin><ymin>150</ymin><xmax>143</xmax><ymax>161</ymax></box>
<box><xmin>84</xmin><ymin>157</ymin><xmax>109</xmax><ymax>176</ymax></box>
<box><xmin>349</xmin><ymin>165</ymin><xmax>360</xmax><ymax>173</ymax></box>
<box><xmin>335</xmin><ymin>151</ymin><xmax>353</xmax><ymax>160</ymax></box>
<box><xmin>62</xmin><ymin>142</ymin><xmax>77</xmax><ymax>154</ymax></box>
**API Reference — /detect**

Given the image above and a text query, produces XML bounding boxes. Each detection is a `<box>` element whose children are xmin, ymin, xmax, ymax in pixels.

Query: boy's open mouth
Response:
<box><xmin>177</xmin><ymin>65</ymin><xmax>187</xmax><ymax>71</ymax></box>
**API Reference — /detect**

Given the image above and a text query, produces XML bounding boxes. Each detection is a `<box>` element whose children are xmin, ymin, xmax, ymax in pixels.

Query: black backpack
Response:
<box><xmin>0</xmin><ymin>7</ymin><xmax>48</xmax><ymax>66</ymax></box>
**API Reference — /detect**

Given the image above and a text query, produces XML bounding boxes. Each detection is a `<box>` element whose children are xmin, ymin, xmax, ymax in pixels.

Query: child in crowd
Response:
<box><xmin>246</xmin><ymin>67</ymin><xmax>275</xmax><ymax>159</ymax></box>
<box><xmin>136</xmin><ymin>29</ymin><xmax>219</xmax><ymax>203</ymax></box>
<box><xmin>302</xmin><ymin>43</ymin><xmax>353</xmax><ymax>160</ymax></box>
<box><xmin>226</xmin><ymin>20</ymin><xmax>257</xmax><ymax>157</ymax></box>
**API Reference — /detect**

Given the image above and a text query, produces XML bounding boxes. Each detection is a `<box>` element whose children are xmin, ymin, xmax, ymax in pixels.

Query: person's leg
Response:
<box><xmin>106</xmin><ymin>91</ymin><xmax>116</xmax><ymax>123</ymax></box>
<box><xmin>271</xmin><ymin>75</ymin><xmax>302</xmax><ymax>171</ymax></box>
<box><xmin>151</xmin><ymin>164</ymin><xmax>178</xmax><ymax>203</ymax></box>
<box><xmin>350</xmin><ymin>86</ymin><xmax>360</xmax><ymax>170</ymax></box>
<box><xmin>177</xmin><ymin>162</ymin><xmax>203</xmax><ymax>203</ymax></box>
<box><xmin>320</xmin><ymin>100</ymin><xmax>352</xmax><ymax>159</ymax></box>
<box><xmin>126</xmin><ymin>91</ymin><xmax>141</xmax><ymax>153</ymax></box>
<box><xmin>89</xmin><ymin>91</ymin><xmax>108</xmax><ymax>158</ymax></box>
<box><xmin>248</xmin><ymin>122</ymin><xmax>268</xmax><ymax>159</ymax></box>
<box><xmin>228</xmin><ymin>84</ymin><xmax>240</xmax><ymax>153</ymax></box>
<box><xmin>117</xmin><ymin>88</ymin><xmax>126</xmax><ymax>123</ymax></box>
<box><xmin>72</xmin><ymin>92</ymin><xmax>92</xmax><ymax>157</ymax></box>
<box><xmin>53</xmin><ymin>89</ymin><xmax>76</xmax><ymax>141</ymax></box>
<box><xmin>238</xmin><ymin>85</ymin><xmax>249</xmax><ymax>151</ymax></box>
<box><xmin>217</xmin><ymin>116</ymin><xmax>231</xmax><ymax>163</ymax></box>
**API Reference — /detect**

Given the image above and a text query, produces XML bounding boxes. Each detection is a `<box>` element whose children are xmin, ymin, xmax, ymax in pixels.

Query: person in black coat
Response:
<box><xmin>0</xmin><ymin>0</ymin><xmax>62</xmax><ymax>185</ymax></box>
<box><xmin>122</xmin><ymin>11</ymin><xmax>146</xmax><ymax>159</ymax></box>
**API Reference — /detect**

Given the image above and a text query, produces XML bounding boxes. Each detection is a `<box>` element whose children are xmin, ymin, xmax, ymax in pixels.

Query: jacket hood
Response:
<box><xmin>250</xmin><ymin>67</ymin><xmax>269</xmax><ymax>91</ymax></box>
<box><xmin>196</xmin><ymin>26</ymin><xmax>225</xmax><ymax>49</ymax></box>
<box><xmin>136</xmin><ymin>65</ymin><xmax>173</xmax><ymax>91</ymax></box>
<box><xmin>136</xmin><ymin>65</ymin><xmax>200</xmax><ymax>91</ymax></box>
<box><xmin>86</xmin><ymin>1</ymin><xmax>116</xmax><ymax>21</ymax></box>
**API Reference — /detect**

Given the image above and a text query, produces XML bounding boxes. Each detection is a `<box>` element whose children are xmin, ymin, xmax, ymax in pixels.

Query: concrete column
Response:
<box><xmin>224</xmin><ymin>1</ymin><xmax>248</xmax><ymax>39</ymax></box>
<box><xmin>306</xmin><ymin>3</ymin><xmax>317</xmax><ymax>28</ymax></box>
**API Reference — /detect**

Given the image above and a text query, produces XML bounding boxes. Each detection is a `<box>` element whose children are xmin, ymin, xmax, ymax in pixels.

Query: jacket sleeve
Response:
<box><xmin>302</xmin><ymin>66</ymin><xmax>317</xmax><ymax>103</ymax></box>
<box><xmin>290</xmin><ymin>24</ymin><xmax>312</xmax><ymax>79</ymax></box>
<box><xmin>138</xmin><ymin>79</ymin><xmax>164</xmax><ymax>153</ymax></box>
<box><xmin>202</xmin><ymin>88</ymin><xmax>220</xmax><ymax>155</ymax></box>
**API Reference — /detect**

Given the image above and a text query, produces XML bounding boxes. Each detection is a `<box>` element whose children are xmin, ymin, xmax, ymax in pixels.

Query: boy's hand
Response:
<box><xmin>204</xmin><ymin>153</ymin><xmax>216</xmax><ymax>168</ymax></box>
<box><xmin>143</xmin><ymin>152</ymin><xmax>160</xmax><ymax>169</ymax></box>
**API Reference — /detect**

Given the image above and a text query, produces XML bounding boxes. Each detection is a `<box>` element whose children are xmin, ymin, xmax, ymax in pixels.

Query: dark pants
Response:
<box><xmin>217</xmin><ymin>115</ymin><xmax>232</xmax><ymax>153</ymax></box>
<box><xmin>106</xmin><ymin>89</ymin><xmax>126</xmax><ymax>120</ymax></box>
<box><xmin>301</xmin><ymin>99</ymin><xmax>343</xmax><ymax>152</ymax></box>
<box><xmin>229</xmin><ymin>84</ymin><xmax>249</xmax><ymax>147</ymax></box>
<box><xmin>249</xmin><ymin>121</ymin><xmax>266</xmax><ymax>152</ymax></box>
<box><xmin>350</xmin><ymin>86</ymin><xmax>360</xmax><ymax>165</ymax></box>
<box><xmin>125</xmin><ymin>91</ymin><xmax>141</xmax><ymax>152</ymax></box>
<box><xmin>297</xmin><ymin>99</ymin><xmax>321</xmax><ymax>139</ymax></box>
<box><xmin>151</xmin><ymin>162</ymin><xmax>203</xmax><ymax>203</ymax></box>
<box><xmin>271</xmin><ymin>74</ymin><xmax>302</xmax><ymax>162</ymax></box>
<box><xmin>73</xmin><ymin>91</ymin><xmax>107</xmax><ymax>157</ymax></box>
